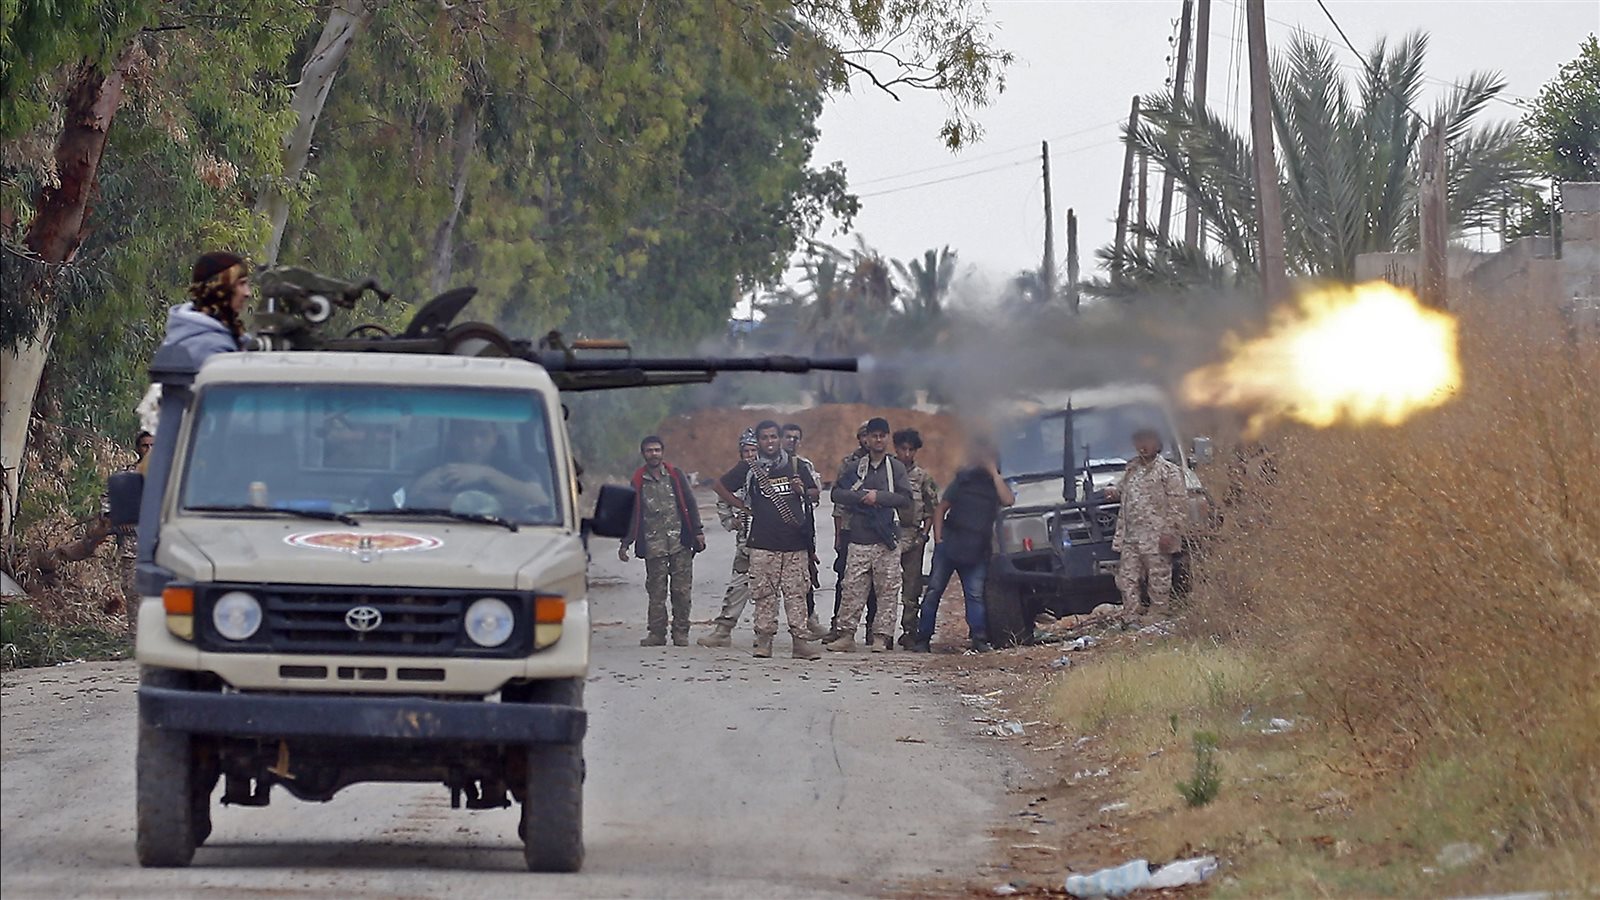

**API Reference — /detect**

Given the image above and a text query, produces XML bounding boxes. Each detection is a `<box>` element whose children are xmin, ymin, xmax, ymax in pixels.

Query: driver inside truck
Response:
<box><xmin>407</xmin><ymin>419</ymin><xmax>551</xmax><ymax>513</ymax></box>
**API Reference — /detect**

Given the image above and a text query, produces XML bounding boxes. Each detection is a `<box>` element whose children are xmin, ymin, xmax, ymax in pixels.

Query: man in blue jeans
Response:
<box><xmin>911</xmin><ymin>438</ymin><xmax>1015</xmax><ymax>653</ymax></box>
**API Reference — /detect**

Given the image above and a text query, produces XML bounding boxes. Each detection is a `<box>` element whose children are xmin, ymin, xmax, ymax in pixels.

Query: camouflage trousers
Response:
<box><xmin>899</xmin><ymin>535</ymin><xmax>928</xmax><ymax>637</ymax></box>
<box><xmin>1115</xmin><ymin>550</ymin><xmax>1173</xmax><ymax>615</ymax></box>
<box><xmin>835</xmin><ymin>542</ymin><xmax>902</xmax><ymax>641</ymax></box>
<box><xmin>748</xmin><ymin>548</ymin><xmax>811</xmax><ymax>639</ymax></box>
<box><xmin>645</xmin><ymin>548</ymin><xmax>695</xmax><ymax>638</ymax></box>
<box><xmin>712</xmin><ymin>544</ymin><xmax>753</xmax><ymax>630</ymax></box>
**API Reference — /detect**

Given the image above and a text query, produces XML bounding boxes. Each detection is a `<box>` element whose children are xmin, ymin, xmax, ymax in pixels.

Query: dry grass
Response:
<box><xmin>1046</xmin><ymin>294</ymin><xmax>1600</xmax><ymax>894</ymax></box>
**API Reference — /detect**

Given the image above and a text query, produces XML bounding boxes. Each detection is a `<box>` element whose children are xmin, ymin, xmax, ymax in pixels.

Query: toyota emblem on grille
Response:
<box><xmin>345</xmin><ymin>605</ymin><xmax>383</xmax><ymax>633</ymax></box>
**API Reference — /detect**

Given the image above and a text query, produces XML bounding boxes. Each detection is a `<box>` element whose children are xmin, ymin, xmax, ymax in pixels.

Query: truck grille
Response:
<box><xmin>265</xmin><ymin>592</ymin><xmax>466</xmax><ymax>655</ymax></box>
<box><xmin>1051</xmin><ymin>504</ymin><xmax>1119</xmax><ymax>544</ymax></box>
<box><xmin>194</xmin><ymin>585</ymin><xmax>533</xmax><ymax>658</ymax></box>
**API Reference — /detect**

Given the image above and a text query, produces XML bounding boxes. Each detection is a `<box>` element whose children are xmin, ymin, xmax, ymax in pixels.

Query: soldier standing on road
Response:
<box><xmin>892</xmin><ymin>429</ymin><xmax>939</xmax><ymax>649</ymax></box>
<box><xmin>620</xmin><ymin>435</ymin><xmax>705</xmax><ymax>647</ymax></box>
<box><xmin>116</xmin><ymin>430</ymin><xmax>155</xmax><ymax>629</ymax></box>
<box><xmin>831</xmin><ymin>422</ymin><xmax>871</xmax><ymax>632</ymax></box>
<box><xmin>1110</xmin><ymin>428</ymin><xmax>1187</xmax><ymax>621</ymax></box>
<box><xmin>698</xmin><ymin>430</ymin><xmax>760</xmax><ymax>647</ymax></box>
<box><xmin>910</xmin><ymin>437</ymin><xmax>1014</xmax><ymax>653</ymax></box>
<box><xmin>712</xmin><ymin>421</ymin><xmax>821</xmax><ymax>660</ymax></box>
<box><xmin>781</xmin><ymin>423</ymin><xmax>828</xmax><ymax>638</ymax></box>
<box><xmin>825</xmin><ymin>417</ymin><xmax>911</xmax><ymax>653</ymax></box>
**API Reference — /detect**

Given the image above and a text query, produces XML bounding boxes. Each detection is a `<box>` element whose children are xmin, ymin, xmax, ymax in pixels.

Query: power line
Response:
<box><xmin>855</xmin><ymin>136</ymin><xmax>1123</xmax><ymax>199</ymax></box>
<box><xmin>848</xmin><ymin>117</ymin><xmax>1125</xmax><ymax>189</ymax></box>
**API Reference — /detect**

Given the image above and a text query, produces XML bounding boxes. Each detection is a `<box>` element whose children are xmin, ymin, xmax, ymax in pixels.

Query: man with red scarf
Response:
<box><xmin>620</xmin><ymin>435</ymin><xmax>704</xmax><ymax>646</ymax></box>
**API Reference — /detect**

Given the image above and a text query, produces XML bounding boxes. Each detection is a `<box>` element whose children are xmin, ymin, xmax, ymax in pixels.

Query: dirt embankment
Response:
<box><xmin>655</xmin><ymin>404</ymin><xmax>968</xmax><ymax>485</ymax></box>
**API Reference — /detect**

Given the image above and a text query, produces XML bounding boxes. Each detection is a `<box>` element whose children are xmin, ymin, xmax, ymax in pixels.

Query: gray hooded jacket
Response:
<box><xmin>160</xmin><ymin>302</ymin><xmax>238</xmax><ymax>362</ymax></box>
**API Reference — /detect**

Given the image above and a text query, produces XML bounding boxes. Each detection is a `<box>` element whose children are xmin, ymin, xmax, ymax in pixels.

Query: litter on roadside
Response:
<box><xmin>992</xmin><ymin>884</ymin><xmax>1019</xmax><ymax>896</ymax></box>
<box><xmin>1098</xmin><ymin>802</ymin><xmax>1129</xmax><ymax>814</ymax></box>
<box><xmin>1068</xmin><ymin>635</ymin><xmax>1099</xmax><ymax>651</ymax></box>
<box><xmin>1051</xmin><ymin>655</ymin><xmax>1073</xmax><ymax>669</ymax></box>
<box><xmin>1064</xmin><ymin>856</ymin><xmax>1218</xmax><ymax>897</ymax></box>
<box><xmin>1261</xmin><ymin>717</ymin><xmax>1295</xmax><ymax>734</ymax></box>
<box><xmin>982</xmin><ymin>721</ymin><xmax>1026</xmax><ymax>737</ymax></box>
<box><xmin>1072</xmin><ymin>767</ymin><xmax>1110</xmax><ymax>780</ymax></box>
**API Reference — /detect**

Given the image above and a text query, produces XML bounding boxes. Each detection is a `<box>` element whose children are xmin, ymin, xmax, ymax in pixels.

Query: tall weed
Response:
<box><xmin>1190</xmin><ymin>295</ymin><xmax>1599</xmax><ymax>854</ymax></box>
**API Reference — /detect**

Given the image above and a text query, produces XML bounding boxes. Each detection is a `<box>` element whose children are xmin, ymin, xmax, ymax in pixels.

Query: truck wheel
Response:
<box><xmin>521</xmin><ymin>742</ymin><xmax>584</xmax><ymax>872</ymax></box>
<box><xmin>509</xmin><ymin>677</ymin><xmax>584</xmax><ymax>872</ymax></box>
<box><xmin>986</xmin><ymin>579</ymin><xmax>1030</xmax><ymax>648</ymax></box>
<box><xmin>136</xmin><ymin>668</ymin><xmax>197</xmax><ymax>867</ymax></box>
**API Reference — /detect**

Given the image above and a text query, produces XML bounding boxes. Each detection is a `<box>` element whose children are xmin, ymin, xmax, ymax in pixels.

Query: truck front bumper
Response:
<box><xmin>140</xmin><ymin>687</ymin><xmax>586</xmax><ymax>745</ymax></box>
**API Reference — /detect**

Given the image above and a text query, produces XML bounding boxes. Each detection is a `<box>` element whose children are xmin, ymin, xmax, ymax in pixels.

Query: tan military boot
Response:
<box><xmin>696</xmin><ymin>623</ymin><xmax>733</xmax><ymax>647</ymax></box>
<box><xmin>824</xmin><ymin>634</ymin><xmax>857</xmax><ymax>653</ymax></box>
<box><xmin>791</xmin><ymin>637</ymin><xmax>822</xmax><ymax>660</ymax></box>
<box><xmin>751</xmin><ymin>635</ymin><xmax>774</xmax><ymax>658</ymax></box>
<box><xmin>805</xmin><ymin>614</ymin><xmax>830</xmax><ymax>639</ymax></box>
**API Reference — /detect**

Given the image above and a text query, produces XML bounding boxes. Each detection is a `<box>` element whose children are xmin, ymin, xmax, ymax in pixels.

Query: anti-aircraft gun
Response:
<box><xmin>113</xmin><ymin>266</ymin><xmax>855</xmax><ymax>875</ymax></box>
<box><xmin>248</xmin><ymin>265</ymin><xmax>857</xmax><ymax>391</ymax></box>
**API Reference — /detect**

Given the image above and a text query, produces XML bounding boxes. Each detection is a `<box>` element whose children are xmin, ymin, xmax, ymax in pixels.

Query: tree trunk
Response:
<box><xmin>1</xmin><ymin>50</ymin><xmax>134</xmax><ymax>544</ymax></box>
<box><xmin>256</xmin><ymin>0</ymin><xmax>376</xmax><ymax>265</ymax></box>
<box><xmin>429</xmin><ymin>100</ymin><xmax>479</xmax><ymax>295</ymax></box>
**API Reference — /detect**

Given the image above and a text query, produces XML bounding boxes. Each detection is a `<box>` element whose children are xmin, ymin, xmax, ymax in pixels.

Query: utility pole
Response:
<box><xmin>1183</xmin><ymin>0</ymin><xmax>1211</xmax><ymax>253</ymax></box>
<box><xmin>1041</xmin><ymin>140</ymin><xmax>1056</xmax><ymax>302</ymax></box>
<box><xmin>1066</xmin><ymin>209</ymin><xmax>1081</xmax><ymax>312</ymax></box>
<box><xmin>1113</xmin><ymin>95</ymin><xmax>1141</xmax><ymax>286</ymax></box>
<box><xmin>1246</xmin><ymin>0</ymin><xmax>1287</xmax><ymax>302</ymax></box>
<box><xmin>1136</xmin><ymin>151</ymin><xmax>1149</xmax><ymax>256</ymax></box>
<box><xmin>1418</xmin><ymin>114</ymin><xmax>1449</xmax><ymax>309</ymax></box>
<box><xmin>1158</xmin><ymin>0</ymin><xmax>1193</xmax><ymax>240</ymax></box>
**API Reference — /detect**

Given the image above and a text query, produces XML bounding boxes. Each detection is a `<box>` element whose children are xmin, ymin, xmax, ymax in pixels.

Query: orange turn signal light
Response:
<box><xmin>162</xmin><ymin>586</ymin><xmax>195</xmax><ymax>615</ymax></box>
<box><xmin>534</xmin><ymin>595</ymin><xmax>566</xmax><ymax>624</ymax></box>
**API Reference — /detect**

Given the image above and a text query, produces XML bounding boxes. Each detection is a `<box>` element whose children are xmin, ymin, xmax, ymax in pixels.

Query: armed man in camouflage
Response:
<box><xmin>698</xmin><ymin>429</ymin><xmax>760</xmax><ymax>647</ymax></box>
<box><xmin>1110</xmin><ymin>427</ymin><xmax>1188</xmax><ymax>621</ymax></box>
<box><xmin>712</xmin><ymin>421</ymin><xmax>821</xmax><ymax>660</ymax></box>
<box><xmin>826</xmin><ymin>417</ymin><xmax>912</xmax><ymax>653</ymax></box>
<box><xmin>620</xmin><ymin>435</ymin><xmax>705</xmax><ymax>646</ymax></box>
<box><xmin>892</xmin><ymin>428</ymin><xmax>939</xmax><ymax>649</ymax></box>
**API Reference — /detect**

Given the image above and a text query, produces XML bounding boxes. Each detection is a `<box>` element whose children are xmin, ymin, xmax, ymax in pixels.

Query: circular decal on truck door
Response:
<box><xmin>284</xmin><ymin>531</ymin><xmax>443</xmax><ymax>553</ymax></box>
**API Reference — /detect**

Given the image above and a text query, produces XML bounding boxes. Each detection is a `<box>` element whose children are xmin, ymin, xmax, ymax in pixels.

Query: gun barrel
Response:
<box><xmin>541</xmin><ymin>355</ymin><xmax>858</xmax><ymax>374</ymax></box>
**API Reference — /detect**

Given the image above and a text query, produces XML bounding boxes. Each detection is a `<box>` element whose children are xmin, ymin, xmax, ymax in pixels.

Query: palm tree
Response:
<box><xmin>1104</xmin><ymin>31</ymin><xmax>1533</xmax><ymax>290</ymax></box>
<box><xmin>891</xmin><ymin>246</ymin><xmax>959</xmax><ymax>317</ymax></box>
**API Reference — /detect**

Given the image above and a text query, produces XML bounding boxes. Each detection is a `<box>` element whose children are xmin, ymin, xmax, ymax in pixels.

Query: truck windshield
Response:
<box><xmin>1000</xmin><ymin>403</ymin><xmax>1176</xmax><ymax>477</ymax></box>
<box><xmin>179</xmin><ymin>383</ymin><xmax>562</xmax><ymax>526</ymax></box>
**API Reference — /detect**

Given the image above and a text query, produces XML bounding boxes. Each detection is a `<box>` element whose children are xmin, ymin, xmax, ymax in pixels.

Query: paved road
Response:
<box><xmin>1</xmin><ymin>495</ymin><xmax>1014</xmax><ymax>898</ymax></box>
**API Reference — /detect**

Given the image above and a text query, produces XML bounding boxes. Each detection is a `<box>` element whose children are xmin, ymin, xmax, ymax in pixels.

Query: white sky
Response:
<box><xmin>795</xmin><ymin>0</ymin><xmax>1598</xmax><ymax>291</ymax></box>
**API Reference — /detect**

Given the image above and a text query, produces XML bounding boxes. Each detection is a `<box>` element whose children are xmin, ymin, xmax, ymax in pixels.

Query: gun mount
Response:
<box><xmin>242</xmin><ymin>266</ymin><xmax>856</xmax><ymax>391</ymax></box>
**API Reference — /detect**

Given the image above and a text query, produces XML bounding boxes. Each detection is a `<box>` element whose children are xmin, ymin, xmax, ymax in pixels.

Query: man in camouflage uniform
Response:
<box><xmin>781</xmin><ymin>423</ymin><xmax>829</xmax><ymax>638</ymax></box>
<box><xmin>620</xmin><ymin>435</ymin><xmax>705</xmax><ymax>646</ymax></box>
<box><xmin>698</xmin><ymin>430</ymin><xmax>760</xmax><ymax>647</ymax></box>
<box><xmin>117</xmin><ymin>430</ymin><xmax>154</xmax><ymax>629</ymax></box>
<box><xmin>712</xmin><ymin>421</ymin><xmax>820</xmax><ymax>660</ymax></box>
<box><xmin>831</xmin><ymin>422</ymin><xmax>871</xmax><ymax>632</ymax></box>
<box><xmin>892</xmin><ymin>428</ymin><xmax>939</xmax><ymax>649</ymax></box>
<box><xmin>1110</xmin><ymin>428</ymin><xmax>1188</xmax><ymax>620</ymax></box>
<box><xmin>826</xmin><ymin>417</ymin><xmax>912</xmax><ymax>653</ymax></box>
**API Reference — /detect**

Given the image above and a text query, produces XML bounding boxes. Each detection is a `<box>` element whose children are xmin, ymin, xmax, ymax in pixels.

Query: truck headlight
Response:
<box><xmin>212</xmin><ymin>591</ymin><xmax>263</xmax><ymax>641</ymax></box>
<box><xmin>465</xmin><ymin>597</ymin><xmax>515</xmax><ymax>648</ymax></box>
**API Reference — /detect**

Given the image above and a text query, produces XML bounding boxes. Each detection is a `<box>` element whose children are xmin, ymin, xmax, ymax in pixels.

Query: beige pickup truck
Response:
<box><xmin>115</xmin><ymin>351</ymin><xmax>634</xmax><ymax>872</ymax></box>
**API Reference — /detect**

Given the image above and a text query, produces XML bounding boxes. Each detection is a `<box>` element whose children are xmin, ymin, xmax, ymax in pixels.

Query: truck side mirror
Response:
<box><xmin>108</xmin><ymin>471</ymin><xmax>144</xmax><ymax>527</ymax></box>
<box><xmin>1190</xmin><ymin>436</ymin><xmax>1215</xmax><ymax>466</ymax></box>
<box><xmin>584</xmin><ymin>484</ymin><xmax>635</xmax><ymax>539</ymax></box>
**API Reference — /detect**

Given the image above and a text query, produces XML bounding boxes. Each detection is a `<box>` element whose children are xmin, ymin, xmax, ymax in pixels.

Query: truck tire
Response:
<box><xmin>986</xmin><ymin>578</ymin><xmax>1030</xmax><ymax>649</ymax></box>
<box><xmin>521</xmin><ymin>742</ymin><xmax>584</xmax><ymax>872</ymax></box>
<box><xmin>136</xmin><ymin>668</ymin><xmax>198</xmax><ymax>868</ymax></box>
<box><xmin>511</xmin><ymin>677</ymin><xmax>584</xmax><ymax>872</ymax></box>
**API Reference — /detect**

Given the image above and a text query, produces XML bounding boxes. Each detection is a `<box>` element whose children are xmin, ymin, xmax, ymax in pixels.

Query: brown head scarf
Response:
<box><xmin>188</xmin><ymin>251</ymin><xmax>249</xmax><ymax>341</ymax></box>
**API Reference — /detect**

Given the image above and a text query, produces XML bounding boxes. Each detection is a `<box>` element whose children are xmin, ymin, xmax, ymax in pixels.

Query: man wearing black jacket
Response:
<box><xmin>911</xmin><ymin>437</ymin><xmax>1015</xmax><ymax>653</ymax></box>
<box><xmin>825</xmin><ymin>417</ymin><xmax>912</xmax><ymax>653</ymax></box>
